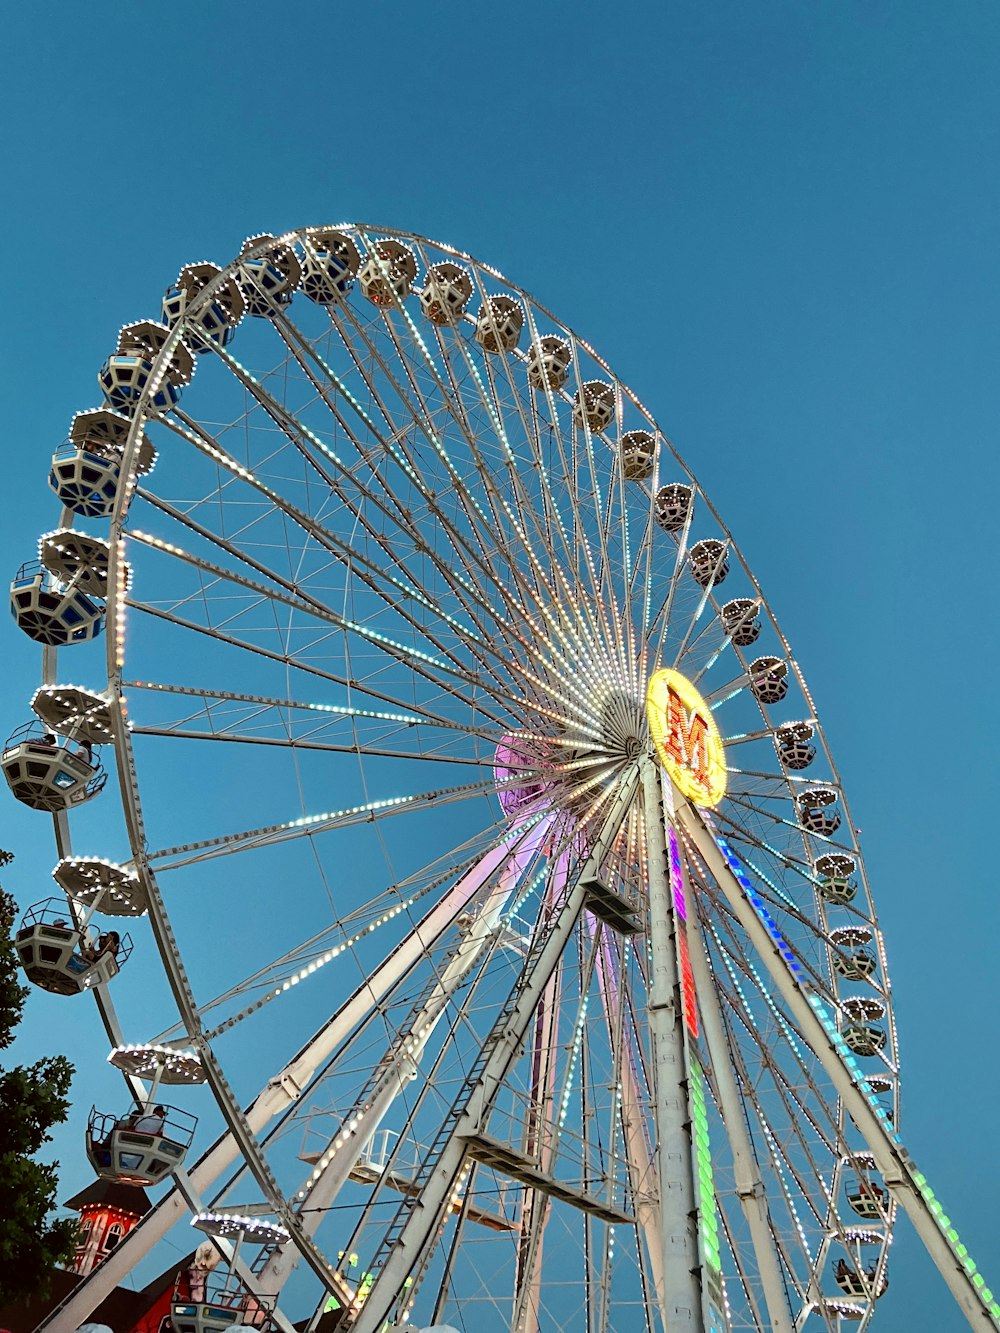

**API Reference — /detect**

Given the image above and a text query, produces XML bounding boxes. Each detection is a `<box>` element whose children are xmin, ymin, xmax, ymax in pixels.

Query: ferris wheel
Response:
<box><xmin>6</xmin><ymin>226</ymin><xmax>996</xmax><ymax>1333</ymax></box>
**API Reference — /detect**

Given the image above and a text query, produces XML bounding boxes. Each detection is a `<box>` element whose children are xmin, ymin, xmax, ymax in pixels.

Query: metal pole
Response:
<box><xmin>36</xmin><ymin>827</ymin><xmax>546</xmax><ymax>1333</ymax></box>
<box><xmin>641</xmin><ymin>759</ymin><xmax>704</xmax><ymax>1333</ymax></box>
<box><xmin>349</xmin><ymin>776</ymin><xmax>638</xmax><ymax>1333</ymax></box>
<box><xmin>676</xmin><ymin>796</ymin><xmax>1000</xmax><ymax>1333</ymax></box>
<box><xmin>680</xmin><ymin>847</ymin><xmax>794</xmax><ymax>1333</ymax></box>
<box><xmin>592</xmin><ymin>927</ymin><xmax>666</xmax><ymax>1318</ymax></box>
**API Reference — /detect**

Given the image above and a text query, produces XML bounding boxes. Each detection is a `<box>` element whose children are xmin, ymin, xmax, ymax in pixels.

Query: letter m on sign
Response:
<box><xmin>666</xmin><ymin>685</ymin><xmax>710</xmax><ymax>788</ymax></box>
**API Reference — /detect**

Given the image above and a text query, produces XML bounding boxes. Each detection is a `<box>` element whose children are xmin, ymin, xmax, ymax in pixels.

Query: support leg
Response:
<box><xmin>642</xmin><ymin>760</ymin><xmax>706</xmax><ymax>1333</ymax></box>
<box><xmin>677</xmin><ymin>797</ymin><xmax>1000</xmax><ymax>1333</ymax></box>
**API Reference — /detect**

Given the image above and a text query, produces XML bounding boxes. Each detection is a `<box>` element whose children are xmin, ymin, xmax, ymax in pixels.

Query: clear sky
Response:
<box><xmin>3</xmin><ymin>2</ymin><xmax>999</xmax><ymax>1328</ymax></box>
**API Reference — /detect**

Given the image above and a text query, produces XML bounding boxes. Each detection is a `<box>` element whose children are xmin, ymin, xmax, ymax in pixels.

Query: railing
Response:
<box><xmin>174</xmin><ymin>1272</ymin><xmax>275</xmax><ymax>1327</ymax></box>
<box><xmin>17</xmin><ymin>898</ymin><xmax>133</xmax><ymax>966</ymax></box>
<box><xmin>4</xmin><ymin>720</ymin><xmax>103</xmax><ymax>766</ymax></box>
<box><xmin>12</xmin><ymin>559</ymin><xmax>50</xmax><ymax>585</ymax></box>
<box><xmin>52</xmin><ymin>438</ymin><xmax>123</xmax><ymax>463</ymax></box>
<box><xmin>88</xmin><ymin>1103</ymin><xmax>198</xmax><ymax>1151</ymax></box>
<box><xmin>298</xmin><ymin>1120</ymin><xmax>425</xmax><ymax>1177</ymax></box>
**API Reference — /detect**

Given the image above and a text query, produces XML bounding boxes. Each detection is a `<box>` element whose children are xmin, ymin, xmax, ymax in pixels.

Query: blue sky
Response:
<box><xmin>3</xmin><ymin>2</ymin><xmax>999</xmax><ymax>1327</ymax></box>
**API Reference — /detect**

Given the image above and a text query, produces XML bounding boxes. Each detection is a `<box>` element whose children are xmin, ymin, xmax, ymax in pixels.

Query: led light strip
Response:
<box><xmin>690</xmin><ymin>1055</ymin><xmax>725</xmax><ymax>1304</ymax></box>
<box><xmin>713</xmin><ymin>828</ymin><xmax>1000</xmax><ymax>1327</ymax></box>
<box><xmin>666</xmin><ymin>824</ymin><xmax>725</xmax><ymax>1332</ymax></box>
<box><xmin>713</xmin><ymin>834</ymin><xmax>803</xmax><ymax>980</ymax></box>
<box><xmin>668</xmin><ymin>826</ymin><xmax>699</xmax><ymax>1041</ymax></box>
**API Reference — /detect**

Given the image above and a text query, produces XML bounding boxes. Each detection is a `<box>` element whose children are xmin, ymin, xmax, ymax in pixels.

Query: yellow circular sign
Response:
<box><xmin>646</xmin><ymin>668</ymin><xmax>727</xmax><ymax>808</ymax></box>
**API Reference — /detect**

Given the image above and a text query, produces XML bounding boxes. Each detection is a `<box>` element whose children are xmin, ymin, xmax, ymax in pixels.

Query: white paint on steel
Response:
<box><xmin>642</xmin><ymin>761</ymin><xmax>704</xmax><ymax>1332</ymax></box>
<box><xmin>259</xmin><ymin>830</ymin><xmax>546</xmax><ymax>1292</ymax></box>
<box><xmin>676</xmin><ymin>796</ymin><xmax>998</xmax><ymax>1333</ymax></box>
<box><xmin>348</xmin><ymin>777</ymin><xmax>637</xmax><ymax>1333</ymax></box>
<box><xmin>682</xmin><ymin>843</ymin><xmax>795</xmax><ymax>1333</ymax></box>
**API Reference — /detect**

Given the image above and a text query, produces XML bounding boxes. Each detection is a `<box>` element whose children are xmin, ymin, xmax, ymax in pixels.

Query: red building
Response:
<box><xmin>65</xmin><ymin>1180</ymin><xmax>151</xmax><ymax>1277</ymax></box>
<box><xmin>0</xmin><ymin>1180</ymin><xmax>191</xmax><ymax>1333</ymax></box>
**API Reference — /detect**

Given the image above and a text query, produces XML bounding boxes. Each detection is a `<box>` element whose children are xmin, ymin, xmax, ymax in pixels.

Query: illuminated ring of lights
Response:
<box><xmin>646</xmin><ymin>667</ymin><xmax>727</xmax><ymax>808</ymax></box>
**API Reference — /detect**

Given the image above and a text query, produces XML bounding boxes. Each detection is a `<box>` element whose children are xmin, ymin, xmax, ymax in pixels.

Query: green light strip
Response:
<box><xmin>689</xmin><ymin>1056</ymin><xmax>724</xmax><ymax>1291</ymax></box>
<box><xmin>808</xmin><ymin>980</ymin><xmax>1000</xmax><ymax>1322</ymax></box>
<box><xmin>910</xmin><ymin>1169</ymin><xmax>999</xmax><ymax>1317</ymax></box>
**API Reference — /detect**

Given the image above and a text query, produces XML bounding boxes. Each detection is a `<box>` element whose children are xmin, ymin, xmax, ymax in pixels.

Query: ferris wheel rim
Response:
<box><xmin>24</xmin><ymin>219</ymin><xmax>900</xmax><ymax>1333</ymax></box>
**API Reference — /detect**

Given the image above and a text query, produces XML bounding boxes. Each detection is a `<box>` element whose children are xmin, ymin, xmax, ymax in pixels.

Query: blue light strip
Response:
<box><xmin>710</xmin><ymin>827</ymin><xmax>1000</xmax><ymax>1326</ymax></box>
<box><xmin>713</xmin><ymin>830</ymin><xmax>903</xmax><ymax>1129</ymax></box>
<box><xmin>713</xmin><ymin>834</ymin><xmax>803</xmax><ymax>979</ymax></box>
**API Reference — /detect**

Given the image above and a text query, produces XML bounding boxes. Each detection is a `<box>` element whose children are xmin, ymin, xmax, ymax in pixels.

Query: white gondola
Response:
<box><xmin>475</xmin><ymin>295</ymin><xmax>523</xmax><ymax>353</ymax></box>
<box><xmin>654</xmin><ymin>482</ymin><xmax>694</xmax><ymax>531</ymax></box>
<box><xmin>834</xmin><ymin>1259</ymin><xmax>889</xmax><ymax>1299</ymax></box>
<box><xmin>87</xmin><ymin>1105</ymin><xmax>198</xmax><ymax>1187</ymax></box>
<box><xmin>300</xmin><ymin>230</ymin><xmax>362</xmax><ymax>306</ymax></box>
<box><xmin>238</xmin><ymin>234</ymin><xmax>302</xmax><ymax>317</ymax></box>
<box><xmin>842</xmin><ymin>1022</ymin><xmax>887</xmax><ymax>1057</ymax></box>
<box><xmin>419</xmin><ymin>262</ymin><xmax>473</xmax><ymax>326</ymax></box>
<box><xmin>99</xmin><ymin>321</ymin><xmax>194</xmax><ymax>415</ymax></box>
<box><xmin>9</xmin><ymin>559</ymin><xmax>105</xmax><ymax>646</ymax></box>
<box><xmin>572</xmin><ymin>379</ymin><xmax>615</xmax><ymax>432</ymax></box>
<box><xmin>11</xmin><ymin>530</ymin><xmax>131</xmax><ymax>648</ymax></box>
<box><xmin>720</xmin><ymin>596</ymin><xmax>762</xmax><ymax>645</ymax></box>
<box><xmin>86</xmin><ymin>1045</ymin><xmax>204</xmax><ymax>1186</ymax></box>
<box><xmin>49</xmin><ymin>406</ymin><xmax>155</xmax><ymax>499</ymax></box>
<box><xmin>172</xmin><ymin>1277</ymin><xmax>271</xmax><ymax>1333</ymax></box>
<box><xmin>525</xmin><ymin>334</ymin><xmax>571</xmax><ymax>390</ymax></box>
<box><xmin>49</xmin><ymin>435</ymin><xmax>124</xmax><ymax>518</ymax></box>
<box><xmin>797</xmin><ymin>786</ymin><xmax>841</xmax><ymax>836</ymax></box>
<box><xmin>171</xmin><ymin>1212</ymin><xmax>289</xmax><ymax>1333</ymax></box>
<box><xmin>620</xmin><ymin>430</ymin><xmax>656</xmax><ymax>481</ymax></box>
<box><xmin>690</xmin><ymin>538</ymin><xmax>729</xmax><ymax>587</ymax></box>
<box><xmin>4</xmin><ymin>681</ymin><xmax>111</xmax><ymax>811</ymax></box>
<box><xmin>163</xmin><ymin>265</ymin><xmax>245</xmax><ymax>353</ymax></box>
<box><xmin>775</xmin><ymin>720</ymin><xmax>817</xmax><ymax>770</ymax></box>
<box><xmin>816</xmin><ymin>853</ymin><xmax>858</xmax><ymax>904</ymax></box>
<box><xmin>847</xmin><ymin>1181</ymin><xmax>887</xmax><ymax>1219</ymax></box>
<box><xmin>2</xmin><ymin>722</ymin><xmax>106</xmax><ymax>812</ymax></box>
<box><xmin>358</xmin><ymin>239</ymin><xmax>417</xmax><ymax>306</ymax></box>
<box><xmin>830</xmin><ymin>925</ymin><xmax>878</xmax><ymax>980</ymax></box>
<box><xmin>842</xmin><ymin>997</ymin><xmax>890</xmax><ymax>1055</ymax></box>
<box><xmin>843</xmin><ymin>1153</ymin><xmax>888</xmax><ymax>1220</ymax></box>
<box><xmin>748</xmin><ymin>655</ymin><xmax>789</xmax><ymax>704</ymax></box>
<box><xmin>14</xmin><ymin>898</ymin><xmax>132</xmax><ymax>995</ymax></box>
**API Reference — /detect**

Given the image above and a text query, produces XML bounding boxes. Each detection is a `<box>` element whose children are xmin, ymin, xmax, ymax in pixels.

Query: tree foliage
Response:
<box><xmin>0</xmin><ymin>856</ymin><xmax>78</xmax><ymax>1303</ymax></box>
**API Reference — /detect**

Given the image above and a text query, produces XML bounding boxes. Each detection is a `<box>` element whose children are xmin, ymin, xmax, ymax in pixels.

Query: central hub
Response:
<box><xmin>495</xmin><ymin>684</ymin><xmax>647</xmax><ymax>820</ymax></box>
<box><xmin>592</xmin><ymin>686</ymin><xmax>647</xmax><ymax>762</ymax></box>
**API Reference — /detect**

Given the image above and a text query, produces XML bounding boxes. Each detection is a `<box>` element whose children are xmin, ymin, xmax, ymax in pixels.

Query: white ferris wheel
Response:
<box><xmin>5</xmin><ymin>225</ymin><xmax>996</xmax><ymax>1333</ymax></box>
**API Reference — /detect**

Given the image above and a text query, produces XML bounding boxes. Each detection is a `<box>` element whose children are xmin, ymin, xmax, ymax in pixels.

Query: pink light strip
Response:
<box><xmin>668</xmin><ymin>824</ymin><xmax>698</xmax><ymax>1038</ymax></box>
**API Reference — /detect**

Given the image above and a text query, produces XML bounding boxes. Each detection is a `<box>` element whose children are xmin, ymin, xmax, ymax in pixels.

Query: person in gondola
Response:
<box><xmin>81</xmin><ymin>929</ymin><xmax>120</xmax><ymax>964</ymax></box>
<box><xmin>134</xmin><ymin>1105</ymin><xmax>166</xmax><ymax>1135</ymax></box>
